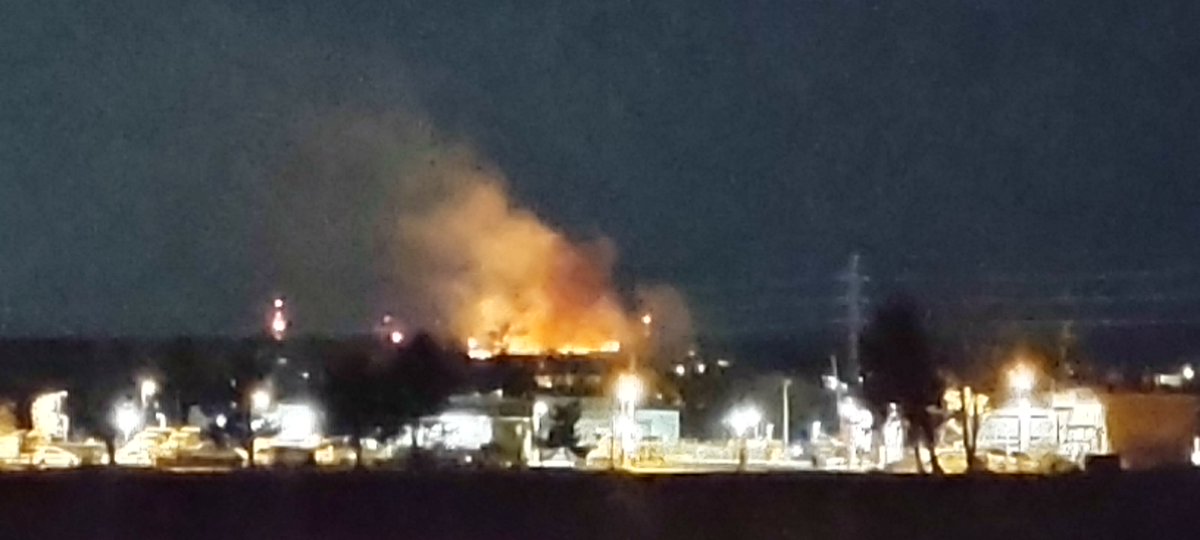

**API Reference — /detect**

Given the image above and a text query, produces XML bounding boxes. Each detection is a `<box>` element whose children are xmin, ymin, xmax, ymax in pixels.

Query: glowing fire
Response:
<box><xmin>401</xmin><ymin>176</ymin><xmax>634</xmax><ymax>360</ymax></box>
<box><xmin>467</xmin><ymin>336</ymin><xmax>621</xmax><ymax>360</ymax></box>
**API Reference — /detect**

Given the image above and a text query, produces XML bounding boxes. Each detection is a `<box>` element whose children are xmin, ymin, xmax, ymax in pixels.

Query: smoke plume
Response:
<box><xmin>395</xmin><ymin>151</ymin><xmax>631</xmax><ymax>354</ymax></box>
<box><xmin>270</xmin><ymin>111</ymin><xmax>693</xmax><ymax>356</ymax></box>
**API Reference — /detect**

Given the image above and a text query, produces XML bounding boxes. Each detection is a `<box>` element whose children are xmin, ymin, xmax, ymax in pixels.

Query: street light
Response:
<box><xmin>250</xmin><ymin>388</ymin><xmax>272</xmax><ymax>413</ymax></box>
<box><xmin>612</xmin><ymin>373</ymin><xmax>643</xmax><ymax>469</ymax></box>
<box><xmin>1008</xmin><ymin>363</ymin><xmax>1036</xmax><ymax>453</ymax></box>
<box><xmin>390</xmin><ymin>330</ymin><xmax>405</xmax><ymax>345</ymax></box>
<box><xmin>1184</xmin><ymin>364</ymin><xmax>1195</xmax><ymax>382</ymax></box>
<box><xmin>113</xmin><ymin>402</ymin><xmax>141</xmax><ymax>442</ymax></box>
<box><xmin>1008</xmin><ymin>364</ymin><xmax>1036</xmax><ymax>394</ymax></box>
<box><xmin>139</xmin><ymin>378</ymin><xmax>158</xmax><ymax>408</ymax></box>
<box><xmin>726</xmin><ymin>405</ymin><xmax>762</xmax><ymax>438</ymax></box>
<box><xmin>616</xmin><ymin>373</ymin><xmax>643</xmax><ymax>408</ymax></box>
<box><xmin>725</xmin><ymin>405</ymin><xmax>762</xmax><ymax>471</ymax></box>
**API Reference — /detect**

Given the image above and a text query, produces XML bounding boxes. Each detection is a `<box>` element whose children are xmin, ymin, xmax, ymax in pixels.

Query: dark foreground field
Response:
<box><xmin>2</xmin><ymin>469</ymin><xmax>1198</xmax><ymax>540</ymax></box>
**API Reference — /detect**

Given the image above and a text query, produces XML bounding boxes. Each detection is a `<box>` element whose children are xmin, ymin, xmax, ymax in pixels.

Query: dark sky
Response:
<box><xmin>3</xmin><ymin>0</ymin><xmax>1199</xmax><ymax>339</ymax></box>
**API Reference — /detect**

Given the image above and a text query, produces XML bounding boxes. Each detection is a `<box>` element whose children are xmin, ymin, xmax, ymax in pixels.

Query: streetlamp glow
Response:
<box><xmin>250</xmin><ymin>389</ymin><xmax>272</xmax><ymax>412</ymax></box>
<box><xmin>113</xmin><ymin>403</ymin><xmax>141</xmax><ymax>441</ymax></box>
<box><xmin>725</xmin><ymin>405</ymin><xmax>762</xmax><ymax>438</ymax></box>
<box><xmin>726</xmin><ymin>404</ymin><xmax>762</xmax><ymax>471</ymax></box>
<box><xmin>1184</xmin><ymin>364</ymin><xmax>1195</xmax><ymax>382</ymax></box>
<box><xmin>139</xmin><ymin>378</ymin><xmax>158</xmax><ymax>407</ymax></box>
<box><xmin>390</xmin><ymin>330</ymin><xmax>405</xmax><ymax>345</ymax></box>
<box><xmin>615</xmin><ymin>373</ymin><xmax>643</xmax><ymax>407</ymax></box>
<box><xmin>1008</xmin><ymin>364</ymin><xmax>1036</xmax><ymax>394</ymax></box>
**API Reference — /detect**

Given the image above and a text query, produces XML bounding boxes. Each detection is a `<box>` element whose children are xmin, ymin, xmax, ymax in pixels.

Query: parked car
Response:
<box><xmin>29</xmin><ymin>446</ymin><xmax>81</xmax><ymax>470</ymax></box>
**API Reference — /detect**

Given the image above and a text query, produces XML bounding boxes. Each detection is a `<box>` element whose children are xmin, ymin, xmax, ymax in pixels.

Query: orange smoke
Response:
<box><xmin>400</xmin><ymin>175</ymin><xmax>630</xmax><ymax>358</ymax></box>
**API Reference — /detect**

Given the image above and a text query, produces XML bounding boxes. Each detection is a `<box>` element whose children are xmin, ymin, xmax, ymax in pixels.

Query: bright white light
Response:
<box><xmin>113</xmin><ymin>403</ymin><xmax>141</xmax><ymax>440</ymax></box>
<box><xmin>615</xmin><ymin>373</ymin><xmax>643</xmax><ymax>406</ymax></box>
<box><xmin>271</xmin><ymin>313</ymin><xmax>287</xmax><ymax>335</ymax></box>
<box><xmin>1008</xmin><ymin>364</ymin><xmax>1036</xmax><ymax>393</ymax></box>
<box><xmin>250</xmin><ymin>389</ymin><xmax>271</xmax><ymax>412</ymax></box>
<box><xmin>1184</xmin><ymin>364</ymin><xmax>1195</xmax><ymax>381</ymax></box>
<box><xmin>696</xmin><ymin>363</ymin><xmax>707</xmax><ymax>375</ymax></box>
<box><xmin>1192</xmin><ymin>436</ymin><xmax>1200</xmax><ymax>467</ymax></box>
<box><xmin>532</xmin><ymin>400</ymin><xmax>550</xmax><ymax>418</ymax></box>
<box><xmin>273</xmin><ymin>298</ymin><xmax>284</xmax><ymax>309</ymax></box>
<box><xmin>30</xmin><ymin>391</ymin><xmax>69</xmax><ymax>440</ymax></box>
<box><xmin>467</xmin><ymin>337</ymin><xmax>494</xmax><ymax>360</ymax></box>
<box><xmin>673</xmin><ymin>364</ymin><xmax>686</xmax><ymax>377</ymax></box>
<box><xmin>139</xmin><ymin>379</ymin><xmax>158</xmax><ymax>401</ymax></box>
<box><xmin>215</xmin><ymin>414</ymin><xmax>228</xmax><ymax>429</ymax></box>
<box><xmin>434</xmin><ymin>413</ymin><xmax>494</xmax><ymax>449</ymax></box>
<box><xmin>641</xmin><ymin>313</ymin><xmax>652</xmax><ymax>326</ymax></box>
<box><xmin>301</xmin><ymin>371</ymin><xmax>310</xmax><ymax>380</ymax></box>
<box><xmin>838</xmin><ymin>397</ymin><xmax>873</xmax><ymax>426</ymax></box>
<box><xmin>390</xmin><ymin>331</ymin><xmax>404</xmax><ymax>344</ymax></box>
<box><xmin>725</xmin><ymin>405</ymin><xmax>762</xmax><ymax>437</ymax></box>
<box><xmin>278</xmin><ymin>404</ymin><xmax>318</xmax><ymax>442</ymax></box>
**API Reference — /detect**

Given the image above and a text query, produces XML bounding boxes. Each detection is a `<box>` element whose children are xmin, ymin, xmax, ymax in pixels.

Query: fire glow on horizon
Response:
<box><xmin>399</xmin><ymin>163</ymin><xmax>635</xmax><ymax>359</ymax></box>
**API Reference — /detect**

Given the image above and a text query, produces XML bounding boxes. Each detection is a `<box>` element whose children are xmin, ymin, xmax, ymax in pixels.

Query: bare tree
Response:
<box><xmin>861</xmin><ymin>295</ymin><xmax>944</xmax><ymax>474</ymax></box>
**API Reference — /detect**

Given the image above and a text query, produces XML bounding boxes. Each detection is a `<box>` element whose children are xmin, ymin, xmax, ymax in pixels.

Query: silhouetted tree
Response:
<box><xmin>323</xmin><ymin>333</ymin><xmax>465</xmax><ymax>467</ymax></box>
<box><xmin>161</xmin><ymin>337</ymin><xmax>207</xmax><ymax>417</ymax></box>
<box><xmin>390</xmin><ymin>333</ymin><xmax>467</xmax><ymax>450</ymax></box>
<box><xmin>860</xmin><ymin>295</ymin><xmax>944</xmax><ymax>474</ymax></box>
<box><xmin>324</xmin><ymin>351</ymin><xmax>373</xmax><ymax>467</ymax></box>
<box><xmin>67</xmin><ymin>379</ymin><xmax>124</xmax><ymax>465</ymax></box>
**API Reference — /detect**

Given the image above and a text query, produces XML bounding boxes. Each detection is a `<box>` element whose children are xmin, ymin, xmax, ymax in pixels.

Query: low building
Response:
<box><xmin>977</xmin><ymin>387</ymin><xmax>1108</xmax><ymax>460</ymax></box>
<box><xmin>976</xmin><ymin>386</ymin><xmax>1197</xmax><ymax>469</ymax></box>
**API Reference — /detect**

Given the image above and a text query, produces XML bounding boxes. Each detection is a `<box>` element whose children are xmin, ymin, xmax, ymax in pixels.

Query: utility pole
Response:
<box><xmin>838</xmin><ymin>253</ymin><xmax>867</xmax><ymax>386</ymax></box>
<box><xmin>781</xmin><ymin>378</ymin><xmax>792</xmax><ymax>449</ymax></box>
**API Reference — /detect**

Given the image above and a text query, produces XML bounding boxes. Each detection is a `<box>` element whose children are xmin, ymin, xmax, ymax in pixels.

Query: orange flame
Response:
<box><xmin>402</xmin><ymin>178</ymin><xmax>631</xmax><ymax>359</ymax></box>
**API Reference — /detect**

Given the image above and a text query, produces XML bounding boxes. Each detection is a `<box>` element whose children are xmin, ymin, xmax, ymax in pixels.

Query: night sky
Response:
<box><xmin>3</xmin><ymin>0</ymin><xmax>1199</xmax><ymax>343</ymax></box>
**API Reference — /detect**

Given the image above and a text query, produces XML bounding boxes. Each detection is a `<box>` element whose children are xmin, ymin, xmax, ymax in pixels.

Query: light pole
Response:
<box><xmin>637</xmin><ymin>313</ymin><xmax>652</xmax><ymax>371</ymax></box>
<box><xmin>1008</xmin><ymin>364</ymin><xmax>1036</xmax><ymax>454</ymax></box>
<box><xmin>781</xmin><ymin>378</ymin><xmax>792</xmax><ymax>451</ymax></box>
<box><xmin>139</xmin><ymin>378</ymin><xmax>158</xmax><ymax>409</ymax></box>
<box><xmin>726</xmin><ymin>405</ymin><xmax>762</xmax><ymax>471</ymax></box>
<box><xmin>113</xmin><ymin>402</ymin><xmax>141</xmax><ymax>444</ymax></box>
<box><xmin>613</xmin><ymin>373</ymin><xmax>643</xmax><ymax>469</ymax></box>
<box><xmin>247</xmin><ymin>387</ymin><xmax>272</xmax><ymax>467</ymax></box>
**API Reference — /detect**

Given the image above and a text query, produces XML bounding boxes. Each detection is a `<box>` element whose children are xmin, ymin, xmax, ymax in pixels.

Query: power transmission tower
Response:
<box><xmin>838</xmin><ymin>253</ymin><xmax>868</xmax><ymax>385</ymax></box>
